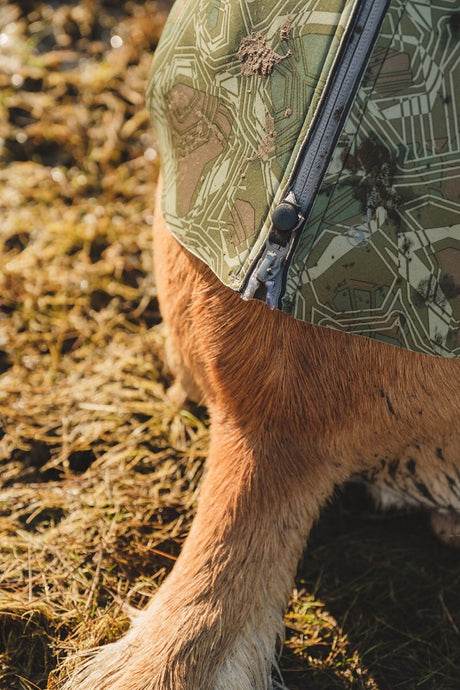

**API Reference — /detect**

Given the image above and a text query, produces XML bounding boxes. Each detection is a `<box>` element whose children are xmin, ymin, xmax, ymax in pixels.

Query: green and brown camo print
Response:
<box><xmin>147</xmin><ymin>0</ymin><xmax>460</xmax><ymax>358</ymax></box>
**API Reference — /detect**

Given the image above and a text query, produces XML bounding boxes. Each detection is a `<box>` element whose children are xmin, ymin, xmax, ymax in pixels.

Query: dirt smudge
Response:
<box><xmin>237</xmin><ymin>31</ymin><xmax>291</xmax><ymax>77</ymax></box>
<box><xmin>245</xmin><ymin>112</ymin><xmax>277</xmax><ymax>163</ymax></box>
<box><xmin>279</xmin><ymin>15</ymin><xmax>292</xmax><ymax>41</ymax></box>
<box><xmin>342</xmin><ymin>136</ymin><xmax>400</xmax><ymax>224</ymax></box>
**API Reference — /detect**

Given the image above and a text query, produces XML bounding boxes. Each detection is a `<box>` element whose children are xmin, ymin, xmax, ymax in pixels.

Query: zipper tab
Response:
<box><xmin>241</xmin><ymin>0</ymin><xmax>391</xmax><ymax>309</ymax></box>
<box><xmin>241</xmin><ymin>191</ymin><xmax>303</xmax><ymax>307</ymax></box>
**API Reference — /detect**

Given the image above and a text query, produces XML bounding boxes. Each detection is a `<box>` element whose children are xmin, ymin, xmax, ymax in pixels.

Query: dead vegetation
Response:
<box><xmin>0</xmin><ymin>2</ymin><xmax>459</xmax><ymax>689</ymax></box>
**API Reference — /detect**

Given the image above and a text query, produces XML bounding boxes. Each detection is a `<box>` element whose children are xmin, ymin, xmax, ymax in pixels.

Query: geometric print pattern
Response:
<box><xmin>148</xmin><ymin>0</ymin><xmax>460</xmax><ymax>357</ymax></box>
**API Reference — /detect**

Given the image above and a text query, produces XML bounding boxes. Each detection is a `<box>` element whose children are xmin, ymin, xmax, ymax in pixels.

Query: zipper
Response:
<box><xmin>241</xmin><ymin>0</ymin><xmax>391</xmax><ymax>308</ymax></box>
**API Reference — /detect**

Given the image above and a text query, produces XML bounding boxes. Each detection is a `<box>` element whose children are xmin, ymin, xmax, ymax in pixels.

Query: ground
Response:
<box><xmin>0</xmin><ymin>2</ymin><xmax>459</xmax><ymax>689</ymax></box>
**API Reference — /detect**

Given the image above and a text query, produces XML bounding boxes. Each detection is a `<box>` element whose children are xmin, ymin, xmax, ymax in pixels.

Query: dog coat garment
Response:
<box><xmin>147</xmin><ymin>0</ymin><xmax>460</xmax><ymax>358</ymax></box>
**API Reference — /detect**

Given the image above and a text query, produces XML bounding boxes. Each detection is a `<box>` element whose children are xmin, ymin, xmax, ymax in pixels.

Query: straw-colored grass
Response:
<box><xmin>0</xmin><ymin>2</ymin><xmax>459</xmax><ymax>689</ymax></box>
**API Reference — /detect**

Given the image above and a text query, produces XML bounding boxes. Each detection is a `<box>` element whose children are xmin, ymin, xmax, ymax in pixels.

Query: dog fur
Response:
<box><xmin>59</xmin><ymin>180</ymin><xmax>460</xmax><ymax>689</ymax></box>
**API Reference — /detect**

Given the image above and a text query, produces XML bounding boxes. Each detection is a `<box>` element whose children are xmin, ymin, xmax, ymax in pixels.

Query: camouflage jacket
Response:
<box><xmin>147</xmin><ymin>0</ymin><xmax>460</xmax><ymax>358</ymax></box>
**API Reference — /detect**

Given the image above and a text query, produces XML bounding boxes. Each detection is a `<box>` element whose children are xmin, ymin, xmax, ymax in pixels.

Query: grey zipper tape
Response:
<box><xmin>242</xmin><ymin>0</ymin><xmax>392</xmax><ymax>308</ymax></box>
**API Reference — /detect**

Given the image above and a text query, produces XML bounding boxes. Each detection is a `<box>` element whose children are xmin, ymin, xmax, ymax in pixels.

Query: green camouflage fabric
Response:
<box><xmin>147</xmin><ymin>0</ymin><xmax>460</xmax><ymax>358</ymax></box>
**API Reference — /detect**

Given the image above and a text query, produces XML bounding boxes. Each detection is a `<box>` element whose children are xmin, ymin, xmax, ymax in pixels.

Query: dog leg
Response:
<box><xmin>61</xmin><ymin>410</ymin><xmax>338</xmax><ymax>690</ymax></box>
<box><xmin>163</xmin><ymin>326</ymin><xmax>203</xmax><ymax>405</ymax></box>
<box><xmin>60</xmin><ymin>207</ymin><xmax>347</xmax><ymax>689</ymax></box>
<box><xmin>430</xmin><ymin>510</ymin><xmax>460</xmax><ymax>548</ymax></box>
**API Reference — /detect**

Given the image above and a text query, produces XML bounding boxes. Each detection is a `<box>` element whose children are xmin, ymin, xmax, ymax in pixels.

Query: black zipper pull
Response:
<box><xmin>241</xmin><ymin>192</ymin><xmax>304</xmax><ymax>307</ymax></box>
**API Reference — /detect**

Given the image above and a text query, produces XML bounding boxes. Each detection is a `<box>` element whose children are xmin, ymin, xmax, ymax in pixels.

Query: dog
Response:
<box><xmin>61</xmin><ymin>1</ymin><xmax>460</xmax><ymax>688</ymax></box>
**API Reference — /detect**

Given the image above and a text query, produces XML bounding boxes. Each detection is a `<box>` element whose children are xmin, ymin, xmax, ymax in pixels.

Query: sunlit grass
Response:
<box><xmin>0</xmin><ymin>2</ymin><xmax>459</xmax><ymax>689</ymax></box>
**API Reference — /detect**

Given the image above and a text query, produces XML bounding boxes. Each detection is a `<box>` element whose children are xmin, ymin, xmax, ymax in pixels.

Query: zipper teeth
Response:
<box><xmin>240</xmin><ymin>0</ymin><xmax>391</xmax><ymax>305</ymax></box>
<box><xmin>273</xmin><ymin>0</ymin><xmax>392</xmax><ymax>308</ymax></box>
<box><xmin>290</xmin><ymin>0</ymin><xmax>391</xmax><ymax>217</ymax></box>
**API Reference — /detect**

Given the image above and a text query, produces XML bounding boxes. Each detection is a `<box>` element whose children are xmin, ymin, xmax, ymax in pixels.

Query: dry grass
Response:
<box><xmin>0</xmin><ymin>2</ymin><xmax>459</xmax><ymax>689</ymax></box>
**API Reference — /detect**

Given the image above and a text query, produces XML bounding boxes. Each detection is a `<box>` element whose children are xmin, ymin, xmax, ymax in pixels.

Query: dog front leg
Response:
<box><xmin>63</xmin><ymin>415</ymin><xmax>333</xmax><ymax>690</ymax></box>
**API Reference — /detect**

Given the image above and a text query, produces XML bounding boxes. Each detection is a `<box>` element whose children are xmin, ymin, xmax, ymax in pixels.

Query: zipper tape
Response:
<box><xmin>241</xmin><ymin>0</ymin><xmax>392</xmax><ymax>308</ymax></box>
<box><xmin>290</xmin><ymin>0</ymin><xmax>392</xmax><ymax>218</ymax></box>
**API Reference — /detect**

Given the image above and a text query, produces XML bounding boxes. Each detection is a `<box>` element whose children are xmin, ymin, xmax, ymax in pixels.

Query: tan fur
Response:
<box><xmin>60</xmin><ymin>183</ymin><xmax>460</xmax><ymax>690</ymax></box>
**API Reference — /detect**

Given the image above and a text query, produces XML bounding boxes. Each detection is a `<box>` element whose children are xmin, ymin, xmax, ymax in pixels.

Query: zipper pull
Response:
<box><xmin>242</xmin><ymin>192</ymin><xmax>304</xmax><ymax>308</ymax></box>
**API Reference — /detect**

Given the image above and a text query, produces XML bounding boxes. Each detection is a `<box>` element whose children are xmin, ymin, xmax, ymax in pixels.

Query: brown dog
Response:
<box><xmin>60</xmin><ymin>180</ymin><xmax>460</xmax><ymax>690</ymax></box>
<box><xmin>59</xmin><ymin>0</ymin><xmax>460</xmax><ymax>684</ymax></box>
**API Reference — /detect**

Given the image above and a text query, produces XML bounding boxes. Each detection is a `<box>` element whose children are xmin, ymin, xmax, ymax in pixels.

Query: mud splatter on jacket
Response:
<box><xmin>147</xmin><ymin>0</ymin><xmax>460</xmax><ymax>358</ymax></box>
